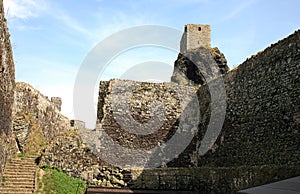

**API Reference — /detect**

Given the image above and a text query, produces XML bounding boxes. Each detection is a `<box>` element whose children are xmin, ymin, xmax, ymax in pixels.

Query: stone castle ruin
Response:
<box><xmin>0</xmin><ymin>2</ymin><xmax>299</xmax><ymax>192</ymax></box>
<box><xmin>42</xmin><ymin>24</ymin><xmax>300</xmax><ymax>193</ymax></box>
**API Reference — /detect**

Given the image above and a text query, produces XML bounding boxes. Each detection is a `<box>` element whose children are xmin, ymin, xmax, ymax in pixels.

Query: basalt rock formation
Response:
<box><xmin>171</xmin><ymin>47</ymin><xmax>229</xmax><ymax>86</ymax></box>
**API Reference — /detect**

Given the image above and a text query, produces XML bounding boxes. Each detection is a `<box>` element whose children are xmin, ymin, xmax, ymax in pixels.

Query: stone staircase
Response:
<box><xmin>0</xmin><ymin>157</ymin><xmax>38</xmax><ymax>194</ymax></box>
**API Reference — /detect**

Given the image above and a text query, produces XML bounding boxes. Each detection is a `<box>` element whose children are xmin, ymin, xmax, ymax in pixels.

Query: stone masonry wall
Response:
<box><xmin>41</xmin><ymin>130</ymin><xmax>133</xmax><ymax>187</ymax></box>
<box><xmin>40</xmin><ymin>130</ymin><xmax>300</xmax><ymax>193</ymax></box>
<box><xmin>96</xmin><ymin>80</ymin><xmax>198</xmax><ymax>167</ymax></box>
<box><xmin>0</xmin><ymin>0</ymin><xmax>15</xmax><ymax>180</ymax></box>
<box><xmin>12</xmin><ymin>82</ymin><xmax>71</xmax><ymax>152</ymax></box>
<box><xmin>196</xmin><ymin>29</ymin><xmax>300</xmax><ymax>167</ymax></box>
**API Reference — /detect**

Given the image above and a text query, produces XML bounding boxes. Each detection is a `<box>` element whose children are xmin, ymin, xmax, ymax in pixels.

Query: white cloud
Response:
<box><xmin>54</xmin><ymin>10</ymin><xmax>92</xmax><ymax>38</ymax></box>
<box><xmin>3</xmin><ymin>0</ymin><xmax>47</xmax><ymax>19</ymax></box>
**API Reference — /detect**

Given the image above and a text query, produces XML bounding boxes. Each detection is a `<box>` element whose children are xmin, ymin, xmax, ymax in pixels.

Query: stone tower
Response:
<box><xmin>180</xmin><ymin>24</ymin><xmax>211</xmax><ymax>53</ymax></box>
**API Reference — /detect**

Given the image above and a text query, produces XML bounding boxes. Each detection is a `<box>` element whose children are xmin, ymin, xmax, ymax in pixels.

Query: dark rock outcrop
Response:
<box><xmin>171</xmin><ymin>47</ymin><xmax>229</xmax><ymax>86</ymax></box>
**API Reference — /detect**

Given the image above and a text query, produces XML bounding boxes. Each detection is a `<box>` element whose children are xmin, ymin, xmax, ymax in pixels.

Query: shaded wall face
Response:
<box><xmin>0</xmin><ymin>0</ymin><xmax>15</xmax><ymax>179</ymax></box>
<box><xmin>198</xmin><ymin>30</ymin><xmax>300</xmax><ymax>166</ymax></box>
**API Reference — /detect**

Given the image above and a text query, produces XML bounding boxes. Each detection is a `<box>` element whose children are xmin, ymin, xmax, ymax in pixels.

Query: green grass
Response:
<box><xmin>39</xmin><ymin>166</ymin><xmax>86</xmax><ymax>194</ymax></box>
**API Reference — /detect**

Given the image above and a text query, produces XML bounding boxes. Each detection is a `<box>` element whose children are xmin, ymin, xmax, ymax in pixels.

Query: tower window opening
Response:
<box><xmin>198</xmin><ymin>27</ymin><xmax>202</xmax><ymax>31</ymax></box>
<box><xmin>185</xmin><ymin>26</ymin><xmax>187</xmax><ymax>32</ymax></box>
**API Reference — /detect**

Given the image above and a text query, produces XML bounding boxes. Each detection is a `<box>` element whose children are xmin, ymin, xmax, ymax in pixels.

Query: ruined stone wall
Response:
<box><xmin>40</xmin><ymin>129</ymin><xmax>300</xmax><ymax>193</ymax></box>
<box><xmin>0</xmin><ymin>0</ymin><xmax>15</xmax><ymax>179</ymax></box>
<box><xmin>12</xmin><ymin>82</ymin><xmax>71</xmax><ymax>152</ymax></box>
<box><xmin>197</xmin><ymin>30</ymin><xmax>300</xmax><ymax>167</ymax></box>
<box><xmin>96</xmin><ymin>80</ymin><xmax>197</xmax><ymax>167</ymax></box>
<box><xmin>41</xmin><ymin>130</ymin><xmax>105</xmax><ymax>180</ymax></box>
<box><xmin>130</xmin><ymin>165</ymin><xmax>300</xmax><ymax>192</ymax></box>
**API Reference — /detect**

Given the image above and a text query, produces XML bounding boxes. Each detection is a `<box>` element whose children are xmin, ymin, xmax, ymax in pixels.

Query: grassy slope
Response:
<box><xmin>36</xmin><ymin>166</ymin><xmax>86</xmax><ymax>194</ymax></box>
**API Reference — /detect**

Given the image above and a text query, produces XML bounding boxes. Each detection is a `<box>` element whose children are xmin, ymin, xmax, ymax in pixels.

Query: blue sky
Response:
<box><xmin>3</xmin><ymin>0</ymin><xmax>300</xmax><ymax>128</ymax></box>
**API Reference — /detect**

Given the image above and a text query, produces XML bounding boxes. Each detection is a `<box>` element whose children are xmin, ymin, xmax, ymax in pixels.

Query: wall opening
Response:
<box><xmin>198</xmin><ymin>27</ymin><xmax>202</xmax><ymax>31</ymax></box>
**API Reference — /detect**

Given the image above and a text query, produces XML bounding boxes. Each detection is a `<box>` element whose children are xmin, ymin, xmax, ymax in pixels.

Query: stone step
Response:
<box><xmin>8</xmin><ymin>164</ymin><xmax>36</xmax><ymax>167</ymax></box>
<box><xmin>6</xmin><ymin>160</ymin><xmax>35</xmax><ymax>163</ymax></box>
<box><xmin>3</xmin><ymin>173</ymin><xmax>35</xmax><ymax>178</ymax></box>
<box><xmin>1</xmin><ymin>184</ymin><xmax>34</xmax><ymax>188</ymax></box>
<box><xmin>1</xmin><ymin>187</ymin><xmax>35</xmax><ymax>191</ymax></box>
<box><xmin>8</xmin><ymin>161</ymin><xmax>36</xmax><ymax>165</ymax></box>
<box><xmin>2</xmin><ymin>177</ymin><xmax>35</xmax><ymax>182</ymax></box>
<box><xmin>9</xmin><ymin>158</ymin><xmax>37</xmax><ymax>162</ymax></box>
<box><xmin>7</xmin><ymin>162</ymin><xmax>36</xmax><ymax>166</ymax></box>
<box><xmin>6</xmin><ymin>161</ymin><xmax>36</xmax><ymax>165</ymax></box>
<box><xmin>2</xmin><ymin>180</ymin><xmax>35</xmax><ymax>185</ymax></box>
<box><xmin>3</xmin><ymin>177</ymin><xmax>35</xmax><ymax>181</ymax></box>
<box><xmin>8</xmin><ymin>160</ymin><xmax>37</xmax><ymax>164</ymax></box>
<box><xmin>8</xmin><ymin>160</ymin><xmax>36</xmax><ymax>164</ymax></box>
<box><xmin>3</xmin><ymin>171</ymin><xmax>35</xmax><ymax>176</ymax></box>
<box><xmin>5</xmin><ymin>163</ymin><xmax>35</xmax><ymax>166</ymax></box>
<box><xmin>0</xmin><ymin>188</ymin><xmax>34</xmax><ymax>192</ymax></box>
<box><xmin>2</xmin><ymin>183</ymin><xmax>35</xmax><ymax>188</ymax></box>
<box><xmin>4</xmin><ymin>166</ymin><xmax>37</xmax><ymax>171</ymax></box>
<box><xmin>0</xmin><ymin>156</ymin><xmax>38</xmax><ymax>193</ymax></box>
<box><xmin>5</xmin><ymin>165</ymin><xmax>36</xmax><ymax>169</ymax></box>
<box><xmin>3</xmin><ymin>175</ymin><xmax>35</xmax><ymax>180</ymax></box>
<box><xmin>6</xmin><ymin>163</ymin><xmax>36</xmax><ymax>167</ymax></box>
<box><xmin>3</xmin><ymin>179</ymin><xmax>35</xmax><ymax>183</ymax></box>
<box><xmin>2</xmin><ymin>185</ymin><xmax>34</xmax><ymax>189</ymax></box>
<box><xmin>4</xmin><ymin>169</ymin><xmax>36</xmax><ymax>173</ymax></box>
<box><xmin>6</xmin><ymin>162</ymin><xmax>36</xmax><ymax>165</ymax></box>
<box><xmin>4</xmin><ymin>172</ymin><xmax>36</xmax><ymax>176</ymax></box>
<box><xmin>0</xmin><ymin>191</ymin><xmax>33</xmax><ymax>194</ymax></box>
